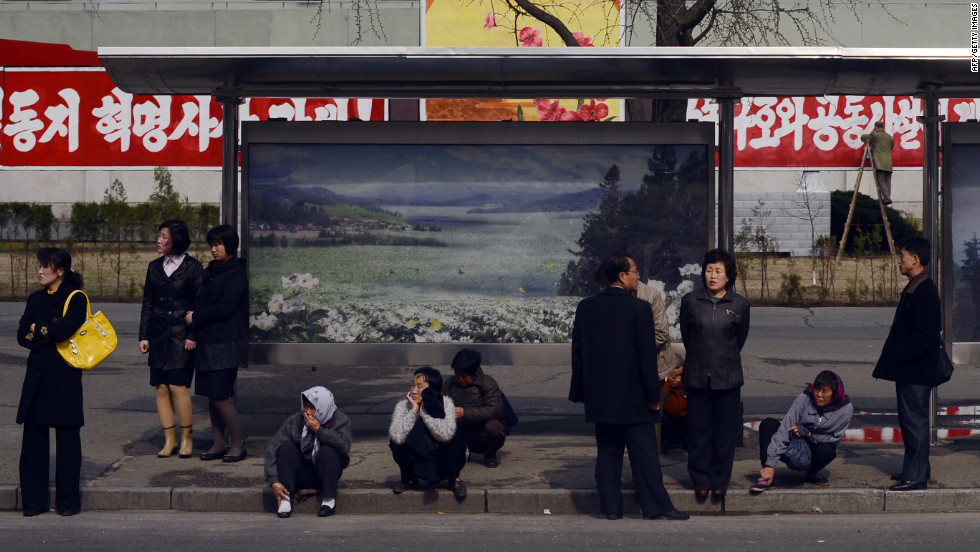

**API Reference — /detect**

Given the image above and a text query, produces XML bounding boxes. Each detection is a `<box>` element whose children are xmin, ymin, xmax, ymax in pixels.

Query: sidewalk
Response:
<box><xmin>0</xmin><ymin>303</ymin><xmax>977</xmax><ymax>516</ymax></box>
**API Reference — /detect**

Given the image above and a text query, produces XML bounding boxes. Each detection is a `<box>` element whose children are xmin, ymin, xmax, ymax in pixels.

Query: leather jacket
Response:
<box><xmin>139</xmin><ymin>255</ymin><xmax>204</xmax><ymax>370</ymax></box>
<box><xmin>679</xmin><ymin>287</ymin><xmax>751</xmax><ymax>390</ymax></box>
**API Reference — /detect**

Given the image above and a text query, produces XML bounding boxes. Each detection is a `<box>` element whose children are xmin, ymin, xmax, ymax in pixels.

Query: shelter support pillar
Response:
<box><xmin>919</xmin><ymin>93</ymin><xmax>943</xmax><ymax>445</ymax></box>
<box><xmin>220</xmin><ymin>96</ymin><xmax>244</xmax><ymax>229</ymax></box>
<box><xmin>717</xmin><ymin>98</ymin><xmax>736</xmax><ymax>252</ymax></box>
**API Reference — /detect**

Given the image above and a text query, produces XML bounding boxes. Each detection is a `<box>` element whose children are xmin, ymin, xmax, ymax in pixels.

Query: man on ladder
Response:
<box><xmin>861</xmin><ymin>121</ymin><xmax>895</xmax><ymax>206</ymax></box>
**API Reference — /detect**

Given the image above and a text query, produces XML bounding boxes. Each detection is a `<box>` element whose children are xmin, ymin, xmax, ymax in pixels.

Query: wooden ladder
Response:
<box><xmin>836</xmin><ymin>144</ymin><xmax>898</xmax><ymax>265</ymax></box>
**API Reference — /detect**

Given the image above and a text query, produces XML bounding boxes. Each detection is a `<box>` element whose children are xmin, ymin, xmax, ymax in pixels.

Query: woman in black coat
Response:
<box><xmin>185</xmin><ymin>225</ymin><xmax>249</xmax><ymax>463</ymax></box>
<box><xmin>16</xmin><ymin>247</ymin><xmax>88</xmax><ymax>516</ymax></box>
<box><xmin>679</xmin><ymin>248</ymin><xmax>750</xmax><ymax>499</ymax></box>
<box><xmin>139</xmin><ymin>219</ymin><xmax>203</xmax><ymax>459</ymax></box>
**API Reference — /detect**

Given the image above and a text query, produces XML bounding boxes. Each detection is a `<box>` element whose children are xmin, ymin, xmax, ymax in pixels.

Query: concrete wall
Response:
<box><xmin>734</xmin><ymin>172</ymin><xmax>832</xmax><ymax>256</ymax></box>
<box><xmin>0</xmin><ymin>1</ymin><xmax>422</xmax><ymax>48</ymax></box>
<box><xmin>1</xmin><ymin>168</ymin><xmax>221</xmax><ymax>220</ymax></box>
<box><xmin>623</xmin><ymin>1</ymin><xmax>965</xmax><ymax>47</ymax></box>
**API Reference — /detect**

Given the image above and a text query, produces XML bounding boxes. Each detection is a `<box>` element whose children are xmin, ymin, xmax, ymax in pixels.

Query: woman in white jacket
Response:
<box><xmin>389</xmin><ymin>366</ymin><xmax>456</xmax><ymax>493</ymax></box>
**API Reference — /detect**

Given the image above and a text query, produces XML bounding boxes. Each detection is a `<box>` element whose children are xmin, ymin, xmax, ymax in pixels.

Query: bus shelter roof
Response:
<box><xmin>98</xmin><ymin>46</ymin><xmax>979</xmax><ymax>100</ymax></box>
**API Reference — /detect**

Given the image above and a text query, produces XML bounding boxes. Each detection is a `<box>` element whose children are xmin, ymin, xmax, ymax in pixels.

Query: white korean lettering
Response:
<box><xmin>169</xmin><ymin>96</ymin><xmax>220</xmax><ymax>152</ymax></box>
<box><xmin>132</xmin><ymin>95</ymin><xmax>172</xmax><ymax>153</ymax></box>
<box><xmin>93</xmin><ymin>88</ymin><xmax>134</xmax><ymax>152</ymax></box>
<box><xmin>3</xmin><ymin>89</ymin><xmax>45</xmax><ymax>152</ymax></box>
<box><xmin>314</xmin><ymin>99</ymin><xmax>340</xmax><ymax>120</ymax></box>
<box><xmin>39</xmin><ymin>89</ymin><xmax>81</xmax><ymax>152</ymax></box>
<box><xmin>839</xmin><ymin>96</ymin><xmax>872</xmax><ymax>149</ymax></box>
<box><xmin>891</xmin><ymin>96</ymin><xmax>922</xmax><ymax>150</ymax></box>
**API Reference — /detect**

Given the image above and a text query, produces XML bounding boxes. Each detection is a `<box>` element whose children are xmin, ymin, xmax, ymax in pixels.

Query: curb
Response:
<box><xmin>2</xmin><ymin>485</ymin><xmax>977</xmax><ymax>515</ymax></box>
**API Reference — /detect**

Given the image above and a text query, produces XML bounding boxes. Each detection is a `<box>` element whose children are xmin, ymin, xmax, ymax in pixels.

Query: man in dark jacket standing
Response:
<box><xmin>444</xmin><ymin>348</ymin><xmax>507</xmax><ymax>498</ymax></box>
<box><xmin>873</xmin><ymin>236</ymin><xmax>942</xmax><ymax>491</ymax></box>
<box><xmin>570</xmin><ymin>255</ymin><xmax>688</xmax><ymax>521</ymax></box>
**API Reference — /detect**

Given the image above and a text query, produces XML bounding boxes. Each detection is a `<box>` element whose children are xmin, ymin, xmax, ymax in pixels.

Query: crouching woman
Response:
<box><xmin>264</xmin><ymin>387</ymin><xmax>351</xmax><ymax>517</ymax></box>
<box><xmin>389</xmin><ymin>367</ymin><xmax>456</xmax><ymax>493</ymax></box>
<box><xmin>752</xmin><ymin>370</ymin><xmax>853</xmax><ymax>492</ymax></box>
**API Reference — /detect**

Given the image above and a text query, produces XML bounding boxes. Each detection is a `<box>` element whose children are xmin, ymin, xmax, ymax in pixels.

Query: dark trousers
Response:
<box><xmin>390</xmin><ymin>440</ymin><xmax>453</xmax><ymax>485</ymax></box>
<box><xmin>758</xmin><ymin>417</ymin><xmax>838</xmax><ymax>474</ymax></box>
<box><xmin>661</xmin><ymin>415</ymin><xmax>688</xmax><ymax>450</ymax></box>
<box><xmin>896</xmin><ymin>383</ymin><xmax>931</xmax><ymax>482</ymax></box>
<box><xmin>449</xmin><ymin>419</ymin><xmax>506</xmax><ymax>479</ymax></box>
<box><xmin>686</xmin><ymin>386</ymin><xmax>741</xmax><ymax>486</ymax></box>
<box><xmin>20</xmin><ymin>421</ymin><xmax>81</xmax><ymax>515</ymax></box>
<box><xmin>874</xmin><ymin>169</ymin><xmax>893</xmax><ymax>203</ymax></box>
<box><xmin>594</xmin><ymin>422</ymin><xmax>675</xmax><ymax>518</ymax></box>
<box><xmin>275</xmin><ymin>441</ymin><xmax>344</xmax><ymax>500</ymax></box>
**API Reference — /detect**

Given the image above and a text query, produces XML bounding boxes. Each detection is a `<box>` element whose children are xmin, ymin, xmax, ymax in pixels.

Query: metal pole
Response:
<box><xmin>718</xmin><ymin>98</ymin><xmax>735</xmax><ymax>252</ymax></box>
<box><xmin>920</xmin><ymin>94</ymin><xmax>942</xmax><ymax>445</ymax></box>
<box><xmin>219</xmin><ymin>96</ymin><xmax>243</xmax><ymax>230</ymax></box>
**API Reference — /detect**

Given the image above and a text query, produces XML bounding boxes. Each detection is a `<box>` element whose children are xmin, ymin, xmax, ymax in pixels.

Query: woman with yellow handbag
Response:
<box><xmin>16</xmin><ymin>248</ymin><xmax>87</xmax><ymax>517</ymax></box>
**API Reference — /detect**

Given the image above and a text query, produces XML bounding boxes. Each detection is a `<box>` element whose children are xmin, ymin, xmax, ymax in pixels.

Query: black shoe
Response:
<box><xmin>711</xmin><ymin>484</ymin><xmax>727</xmax><ymax>497</ymax></box>
<box><xmin>883</xmin><ymin>200</ymin><xmax>893</xmax><ymax>206</ymax></box>
<box><xmin>57</xmin><ymin>509</ymin><xmax>78</xmax><ymax>517</ymax></box>
<box><xmin>23</xmin><ymin>509</ymin><xmax>47</xmax><ymax>517</ymax></box>
<box><xmin>277</xmin><ymin>511</ymin><xmax>291</xmax><ymax>519</ymax></box>
<box><xmin>200</xmin><ymin>448</ymin><xmax>228</xmax><ymax>461</ymax></box>
<box><xmin>223</xmin><ymin>449</ymin><xmax>248</xmax><ymax>463</ymax></box>
<box><xmin>890</xmin><ymin>473</ymin><xmax>903</xmax><ymax>481</ymax></box>
<box><xmin>694</xmin><ymin>484</ymin><xmax>710</xmax><ymax>499</ymax></box>
<box><xmin>889</xmin><ymin>480</ymin><xmax>927</xmax><ymax>491</ymax></box>
<box><xmin>485</xmin><ymin>453</ymin><xmax>499</xmax><ymax>468</ymax></box>
<box><xmin>605</xmin><ymin>513</ymin><xmax>622</xmax><ymax>520</ymax></box>
<box><xmin>451</xmin><ymin>479</ymin><xmax>467</xmax><ymax>498</ymax></box>
<box><xmin>318</xmin><ymin>504</ymin><xmax>335</xmax><ymax>517</ymax></box>
<box><xmin>652</xmin><ymin>509</ymin><xmax>690</xmax><ymax>521</ymax></box>
<box><xmin>392</xmin><ymin>481</ymin><xmax>416</xmax><ymax>494</ymax></box>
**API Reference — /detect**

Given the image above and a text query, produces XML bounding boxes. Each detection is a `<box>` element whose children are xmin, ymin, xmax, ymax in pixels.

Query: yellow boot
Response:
<box><xmin>178</xmin><ymin>426</ymin><xmax>193</xmax><ymax>458</ymax></box>
<box><xmin>158</xmin><ymin>426</ymin><xmax>178</xmax><ymax>458</ymax></box>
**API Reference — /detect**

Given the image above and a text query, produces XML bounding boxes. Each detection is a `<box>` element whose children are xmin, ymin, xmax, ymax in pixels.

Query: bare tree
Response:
<box><xmin>316</xmin><ymin>0</ymin><xmax>893</xmax><ymax>120</ymax></box>
<box><xmin>783</xmin><ymin>171</ymin><xmax>828</xmax><ymax>283</ymax></box>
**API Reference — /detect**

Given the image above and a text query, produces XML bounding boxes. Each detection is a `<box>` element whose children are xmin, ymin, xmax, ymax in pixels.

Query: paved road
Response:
<box><xmin>1</xmin><ymin>512</ymin><xmax>978</xmax><ymax>552</ymax></box>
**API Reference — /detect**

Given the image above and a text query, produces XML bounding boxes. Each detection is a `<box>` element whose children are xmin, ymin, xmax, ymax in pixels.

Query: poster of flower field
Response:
<box><xmin>245</xmin><ymin>122</ymin><xmax>712</xmax><ymax>344</ymax></box>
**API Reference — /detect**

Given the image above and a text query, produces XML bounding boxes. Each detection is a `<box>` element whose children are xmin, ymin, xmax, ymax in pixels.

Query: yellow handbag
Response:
<box><xmin>56</xmin><ymin>290</ymin><xmax>118</xmax><ymax>370</ymax></box>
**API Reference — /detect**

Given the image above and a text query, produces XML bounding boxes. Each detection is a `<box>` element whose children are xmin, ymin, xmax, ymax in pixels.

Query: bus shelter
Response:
<box><xmin>98</xmin><ymin>46</ymin><xmax>978</xmax><ymax>368</ymax></box>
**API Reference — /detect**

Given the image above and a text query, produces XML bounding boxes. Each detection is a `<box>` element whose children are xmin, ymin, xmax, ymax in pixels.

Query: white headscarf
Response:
<box><xmin>300</xmin><ymin>386</ymin><xmax>337</xmax><ymax>461</ymax></box>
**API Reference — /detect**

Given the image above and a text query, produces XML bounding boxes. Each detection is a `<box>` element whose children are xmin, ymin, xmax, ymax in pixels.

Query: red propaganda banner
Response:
<box><xmin>0</xmin><ymin>68</ymin><xmax>386</xmax><ymax>167</ymax></box>
<box><xmin>687</xmin><ymin>96</ymin><xmax>980</xmax><ymax>168</ymax></box>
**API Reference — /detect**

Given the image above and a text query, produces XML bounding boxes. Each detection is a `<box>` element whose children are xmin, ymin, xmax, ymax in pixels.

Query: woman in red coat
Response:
<box><xmin>16</xmin><ymin>248</ymin><xmax>87</xmax><ymax>516</ymax></box>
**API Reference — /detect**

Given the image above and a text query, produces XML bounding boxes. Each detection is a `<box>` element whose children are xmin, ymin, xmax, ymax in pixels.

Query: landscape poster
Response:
<box><xmin>246</xmin><ymin>131</ymin><xmax>711</xmax><ymax>344</ymax></box>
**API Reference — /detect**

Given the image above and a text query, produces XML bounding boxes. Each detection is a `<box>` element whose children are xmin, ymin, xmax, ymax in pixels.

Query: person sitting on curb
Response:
<box><xmin>444</xmin><ymin>348</ymin><xmax>508</xmax><ymax>497</ymax></box>
<box><xmin>389</xmin><ymin>367</ymin><xmax>457</xmax><ymax>494</ymax></box>
<box><xmin>751</xmin><ymin>370</ymin><xmax>853</xmax><ymax>493</ymax></box>
<box><xmin>264</xmin><ymin>386</ymin><xmax>351</xmax><ymax>518</ymax></box>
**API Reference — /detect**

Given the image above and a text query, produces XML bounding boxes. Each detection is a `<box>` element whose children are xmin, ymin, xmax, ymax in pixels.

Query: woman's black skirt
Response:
<box><xmin>194</xmin><ymin>367</ymin><xmax>238</xmax><ymax>398</ymax></box>
<box><xmin>149</xmin><ymin>366</ymin><xmax>194</xmax><ymax>388</ymax></box>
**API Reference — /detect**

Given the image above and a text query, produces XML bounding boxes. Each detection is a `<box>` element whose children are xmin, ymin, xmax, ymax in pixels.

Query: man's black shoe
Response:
<box><xmin>485</xmin><ymin>453</ymin><xmax>499</xmax><ymax>468</ymax></box>
<box><xmin>318</xmin><ymin>504</ymin><xmax>335</xmax><ymax>517</ymax></box>
<box><xmin>652</xmin><ymin>509</ymin><xmax>690</xmax><ymax>521</ymax></box>
<box><xmin>889</xmin><ymin>480</ymin><xmax>927</xmax><ymax>491</ymax></box>
<box><xmin>451</xmin><ymin>479</ymin><xmax>467</xmax><ymax>498</ymax></box>
<box><xmin>605</xmin><ymin>513</ymin><xmax>622</xmax><ymax>520</ymax></box>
